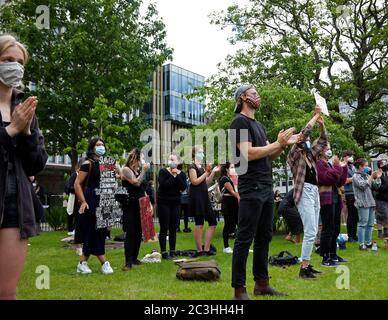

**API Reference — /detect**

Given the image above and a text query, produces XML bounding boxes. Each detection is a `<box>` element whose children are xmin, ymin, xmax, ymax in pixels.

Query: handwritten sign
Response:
<box><xmin>314</xmin><ymin>92</ymin><xmax>329</xmax><ymax>116</ymax></box>
<box><xmin>95</xmin><ymin>156</ymin><xmax>126</xmax><ymax>229</ymax></box>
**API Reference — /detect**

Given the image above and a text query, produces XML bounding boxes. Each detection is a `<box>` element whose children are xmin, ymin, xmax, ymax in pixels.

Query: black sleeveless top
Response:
<box><xmin>122</xmin><ymin>167</ymin><xmax>145</xmax><ymax>200</ymax></box>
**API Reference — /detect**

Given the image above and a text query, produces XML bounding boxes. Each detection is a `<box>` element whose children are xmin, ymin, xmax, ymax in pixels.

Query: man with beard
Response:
<box><xmin>229</xmin><ymin>84</ymin><xmax>298</xmax><ymax>300</ymax></box>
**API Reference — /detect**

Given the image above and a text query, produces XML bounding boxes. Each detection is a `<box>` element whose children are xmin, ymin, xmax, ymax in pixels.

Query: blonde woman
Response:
<box><xmin>0</xmin><ymin>34</ymin><xmax>48</xmax><ymax>299</ymax></box>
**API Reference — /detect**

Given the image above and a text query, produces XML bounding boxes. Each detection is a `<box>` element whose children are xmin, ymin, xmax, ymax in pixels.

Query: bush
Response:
<box><xmin>45</xmin><ymin>207</ymin><xmax>67</xmax><ymax>231</ymax></box>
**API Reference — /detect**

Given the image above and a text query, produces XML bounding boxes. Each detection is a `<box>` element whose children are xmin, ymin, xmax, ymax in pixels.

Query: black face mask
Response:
<box><xmin>382</xmin><ymin>164</ymin><xmax>388</xmax><ymax>172</ymax></box>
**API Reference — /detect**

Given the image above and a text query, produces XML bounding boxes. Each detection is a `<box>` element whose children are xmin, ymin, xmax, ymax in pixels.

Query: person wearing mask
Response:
<box><xmin>157</xmin><ymin>154</ymin><xmax>187</xmax><ymax>259</ymax></box>
<box><xmin>316</xmin><ymin>146</ymin><xmax>348</xmax><ymax>267</ymax></box>
<box><xmin>343</xmin><ymin>150</ymin><xmax>358</xmax><ymax>242</ymax></box>
<box><xmin>352</xmin><ymin>159</ymin><xmax>382</xmax><ymax>250</ymax></box>
<box><xmin>74</xmin><ymin>138</ymin><xmax>114</xmax><ymax>274</ymax></box>
<box><xmin>287</xmin><ymin>107</ymin><xmax>327</xmax><ymax>280</ymax></box>
<box><xmin>230</xmin><ymin>84</ymin><xmax>296</xmax><ymax>300</ymax></box>
<box><xmin>375</xmin><ymin>159</ymin><xmax>388</xmax><ymax>239</ymax></box>
<box><xmin>188</xmin><ymin>145</ymin><xmax>219</xmax><ymax>257</ymax></box>
<box><xmin>120</xmin><ymin>148</ymin><xmax>150</xmax><ymax>270</ymax></box>
<box><xmin>278</xmin><ymin>189</ymin><xmax>303</xmax><ymax>244</ymax></box>
<box><xmin>218</xmin><ymin>162</ymin><xmax>240</xmax><ymax>254</ymax></box>
<box><xmin>0</xmin><ymin>34</ymin><xmax>48</xmax><ymax>300</ymax></box>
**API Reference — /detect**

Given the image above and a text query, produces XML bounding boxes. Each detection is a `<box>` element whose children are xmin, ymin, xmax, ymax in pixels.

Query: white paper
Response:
<box><xmin>314</xmin><ymin>92</ymin><xmax>329</xmax><ymax>116</ymax></box>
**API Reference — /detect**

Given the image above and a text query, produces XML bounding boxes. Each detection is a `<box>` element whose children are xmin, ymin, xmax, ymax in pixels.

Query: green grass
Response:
<box><xmin>17</xmin><ymin>222</ymin><xmax>388</xmax><ymax>300</ymax></box>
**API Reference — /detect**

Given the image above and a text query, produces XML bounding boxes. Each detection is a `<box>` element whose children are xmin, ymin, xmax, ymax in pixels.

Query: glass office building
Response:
<box><xmin>144</xmin><ymin>64</ymin><xmax>206</xmax><ymax>127</ymax></box>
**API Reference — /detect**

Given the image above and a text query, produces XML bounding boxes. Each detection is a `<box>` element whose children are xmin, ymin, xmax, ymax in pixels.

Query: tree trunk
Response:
<box><xmin>70</xmin><ymin>148</ymin><xmax>79</xmax><ymax>172</ymax></box>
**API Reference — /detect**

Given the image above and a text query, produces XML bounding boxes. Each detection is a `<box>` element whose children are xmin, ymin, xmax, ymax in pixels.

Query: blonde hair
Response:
<box><xmin>0</xmin><ymin>34</ymin><xmax>29</xmax><ymax>65</ymax></box>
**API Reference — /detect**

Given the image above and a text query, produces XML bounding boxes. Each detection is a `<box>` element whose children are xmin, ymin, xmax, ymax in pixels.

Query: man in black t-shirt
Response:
<box><xmin>229</xmin><ymin>84</ymin><xmax>298</xmax><ymax>300</ymax></box>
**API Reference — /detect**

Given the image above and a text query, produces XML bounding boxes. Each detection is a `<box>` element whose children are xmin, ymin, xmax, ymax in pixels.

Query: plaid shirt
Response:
<box><xmin>287</xmin><ymin>123</ymin><xmax>328</xmax><ymax>204</ymax></box>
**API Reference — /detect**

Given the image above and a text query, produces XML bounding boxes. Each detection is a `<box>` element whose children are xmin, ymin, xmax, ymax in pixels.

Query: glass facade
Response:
<box><xmin>145</xmin><ymin>64</ymin><xmax>206</xmax><ymax>127</ymax></box>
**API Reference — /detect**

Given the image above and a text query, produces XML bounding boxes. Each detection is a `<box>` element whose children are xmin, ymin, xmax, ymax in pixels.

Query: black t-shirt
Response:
<box><xmin>229</xmin><ymin>114</ymin><xmax>272</xmax><ymax>192</ymax></box>
<box><xmin>219</xmin><ymin>176</ymin><xmax>235</xmax><ymax>195</ymax></box>
<box><xmin>80</xmin><ymin>160</ymin><xmax>100</xmax><ymax>189</ymax></box>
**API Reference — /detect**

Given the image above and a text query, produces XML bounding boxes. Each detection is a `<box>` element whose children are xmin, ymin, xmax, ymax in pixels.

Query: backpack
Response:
<box><xmin>213</xmin><ymin>180</ymin><xmax>226</xmax><ymax>204</ymax></box>
<box><xmin>269</xmin><ymin>251</ymin><xmax>299</xmax><ymax>267</ymax></box>
<box><xmin>176</xmin><ymin>260</ymin><xmax>221</xmax><ymax>281</ymax></box>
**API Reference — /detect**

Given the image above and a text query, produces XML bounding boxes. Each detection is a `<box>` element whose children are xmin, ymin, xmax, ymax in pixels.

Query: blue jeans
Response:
<box><xmin>357</xmin><ymin>207</ymin><xmax>375</xmax><ymax>245</ymax></box>
<box><xmin>296</xmin><ymin>183</ymin><xmax>320</xmax><ymax>261</ymax></box>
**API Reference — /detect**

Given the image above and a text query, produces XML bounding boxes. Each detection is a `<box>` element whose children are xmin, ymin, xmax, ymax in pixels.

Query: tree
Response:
<box><xmin>210</xmin><ymin>0</ymin><xmax>387</xmax><ymax>156</ymax></box>
<box><xmin>0</xmin><ymin>0</ymin><xmax>172</xmax><ymax>170</ymax></box>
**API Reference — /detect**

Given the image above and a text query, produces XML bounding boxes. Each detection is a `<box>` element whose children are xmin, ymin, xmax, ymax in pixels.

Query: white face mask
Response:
<box><xmin>325</xmin><ymin>149</ymin><xmax>333</xmax><ymax>158</ymax></box>
<box><xmin>348</xmin><ymin>156</ymin><xmax>354</xmax><ymax>164</ymax></box>
<box><xmin>0</xmin><ymin>62</ymin><xmax>24</xmax><ymax>88</ymax></box>
<box><xmin>168</xmin><ymin>160</ymin><xmax>177</xmax><ymax>169</ymax></box>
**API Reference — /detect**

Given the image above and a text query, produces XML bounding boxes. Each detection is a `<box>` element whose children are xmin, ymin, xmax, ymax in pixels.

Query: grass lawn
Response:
<box><xmin>17</xmin><ymin>222</ymin><xmax>388</xmax><ymax>300</ymax></box>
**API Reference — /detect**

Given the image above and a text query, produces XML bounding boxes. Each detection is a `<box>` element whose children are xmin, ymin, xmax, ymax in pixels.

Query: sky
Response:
<box><xmin>154</xmin><ymin>0</ymin><xmax>249</xmax><ymax>80</ymax></box>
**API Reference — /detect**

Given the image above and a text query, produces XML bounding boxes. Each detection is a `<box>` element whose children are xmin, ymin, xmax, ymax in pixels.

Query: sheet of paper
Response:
<box><xmin>314</xmin><ymin>92</ymin><xmax>329</xmax><ymax>116</ymax></box>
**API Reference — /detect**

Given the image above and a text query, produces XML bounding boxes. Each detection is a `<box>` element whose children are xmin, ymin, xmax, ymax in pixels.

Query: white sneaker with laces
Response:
<box><xmin>223</xmin><ymin>247</ymin><xmax>233</xmax><ymax>254</ymax></box>
<box><xmin>77</xmin><ymin>261</ymin><xmax>92</xmax><ymax>274</ymax></box>
<box><xmin>101</xmin><ymin>261</ymin><xmax>114</xmax><ymax>274</ymax></box>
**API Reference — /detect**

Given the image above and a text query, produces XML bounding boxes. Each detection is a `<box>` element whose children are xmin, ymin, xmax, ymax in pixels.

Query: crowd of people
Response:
<box><xmin>0</xmin><ymin>34</ymin><xmax>387</xmax><ymax>301</ymax></box>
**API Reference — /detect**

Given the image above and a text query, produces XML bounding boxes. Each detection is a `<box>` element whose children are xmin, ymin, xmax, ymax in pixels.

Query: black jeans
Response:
<box><xmin>346</xmin><ymin>195</ymin><xmax>358</xmax><ymax>239</ymax></box>
<box><xmin>320</xmin><ymin>202</ymin><xmax>341</xmax><ymax>257</ymax></box>
<box><xmin>123</xmin><ymin>201</ymin><xmax>142</xmax><ymax>266</ymax></box>
<box><xmin>232</xmin><ymin>183</ymin><xmax>274</xmax><ymax>288</ymax></box>
<box><xmin>158</xmin><ymin>201</ymin><xmax>180</xmax><ymax>253</ymax></box>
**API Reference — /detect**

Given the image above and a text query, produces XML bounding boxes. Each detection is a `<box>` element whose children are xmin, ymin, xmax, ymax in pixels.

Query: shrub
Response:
<box><xmin>45</xmin><ymin>207</ymin><xmax>67</xmax><ymax>231</ymax></box>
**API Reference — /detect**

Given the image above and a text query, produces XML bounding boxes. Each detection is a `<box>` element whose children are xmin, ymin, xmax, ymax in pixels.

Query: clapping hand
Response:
<box><xmin>277</xmin><ymin>127</ymin><xmax>296</xmax><ymax>147</ymax></box>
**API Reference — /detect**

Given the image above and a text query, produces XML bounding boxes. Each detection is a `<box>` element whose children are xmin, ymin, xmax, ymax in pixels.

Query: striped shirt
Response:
<box><xmin>352</xmin><ymin>172</ymin><xmax>381</xmax><ymax>208</ymax></box>
<box><xmin>287</xmin><ymin>123</ymin><xmax>328</xmax><ymax>204</ymax></box>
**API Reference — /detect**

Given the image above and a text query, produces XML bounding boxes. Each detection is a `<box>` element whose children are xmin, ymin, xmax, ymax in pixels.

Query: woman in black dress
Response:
<box><xmin>157</xmin><ymin>154</ymin><xmax>187</xmax><ymax>259</ymax></box>
<box><xmin>120</xmin><ymin>148</ymin><xmax>150</xmax><ymax>271</ymax></box>
<box><xmin>74</xmin><ymin>138</ymin><xmax>114</xmax><ymax>274</ymax></box>
<box><xmin>0</xmin><ymin>34</ymin><xmax>48</xmax><ymax>300</ymax></box>
<box><xmin>219</xmin><ymin>162</ymin><xmax>240</xmax><ymax>254</ymax></box>
<box><xmin>188</xmin><ymin>145</ymin><xmax>220</xmax><ymax>256</ymax></box>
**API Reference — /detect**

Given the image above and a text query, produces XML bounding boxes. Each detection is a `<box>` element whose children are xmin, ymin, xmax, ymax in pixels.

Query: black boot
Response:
<box><xmin>253</xmin><ymin>279</ymin><xmax>288</xmax><ymax>296</ymax></box>
<box><xmin>233</xmin><ymin>287</ymin><xmax>250</xmax><ymax>300</ymax></box>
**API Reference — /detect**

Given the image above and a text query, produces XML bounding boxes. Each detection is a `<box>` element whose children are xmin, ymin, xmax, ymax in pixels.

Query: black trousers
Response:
<box><xmin>280</xmin><ymin>207</ymin><xmax>303</xmax><ymax>235</ymax></box>
<box><xmin>158</xmin><ymin>201</ymin><xmax>180</xmax><ymax>253</ymax></box>
<box><xmin>123</xmin><ymin>201</ymin><xmax>142</xmax><ymax>266</ymax></box>
<box><xmin>320</xmin><ymin>202</ymin><xmax>341</xmax><ymax>257</ymax></box>
<box><xmin>181</xmin><ymin>203</ymin><xmax>190</xmax><ymax>229</ymax></box>
<box><xmin>232</xmin><ymin>183</ymin><xmax>274</xmax><ymax>288</ymax></box>
<box><xmin>222</xmin><ymin>196</ymin><xmax>239</xmax><ymax>248</ymax></box>
<box><xmin>346</xmin><ymin>195</ymin><xmax>358</xmax><ymax>239</ymax></box>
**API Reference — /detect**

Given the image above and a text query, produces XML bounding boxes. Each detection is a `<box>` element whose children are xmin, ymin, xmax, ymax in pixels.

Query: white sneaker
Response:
<box><xmin>75</xmin><ymin>248</ymin><xmax>83</xmax><ymax>256</ymax></box>
<box><xmin>101</xmin><ymin>261</ymin><xmax>114</xmax><ymax>274</ymax></box>
<box><xmin>77</xmin><ymin>261</ymin><xmax>92</xmax><ymax>274</ymax></box>
<box><xmin>223</xmin><ymin>247</ymin><xmax>233</xmax><ymax>254</ymax></box>
<box><xmin>68</xmin><ymin>231</ymin><xmax>75</xmax><ymax>236</ymax></box>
